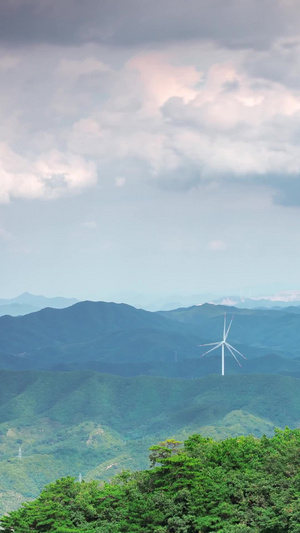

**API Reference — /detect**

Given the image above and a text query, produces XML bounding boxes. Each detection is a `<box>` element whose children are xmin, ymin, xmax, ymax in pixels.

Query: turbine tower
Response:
<box><xmin>199</xmin><ymin>314</ymin><xmax>246</xmax><ymax>376</ymax></box>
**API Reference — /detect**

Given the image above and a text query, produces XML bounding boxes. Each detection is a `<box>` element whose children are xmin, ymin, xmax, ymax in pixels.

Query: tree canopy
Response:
<box><xmin>2</xmin><ymin>428</ymin><xmax>300</xmax><ymax>532</ymax></box>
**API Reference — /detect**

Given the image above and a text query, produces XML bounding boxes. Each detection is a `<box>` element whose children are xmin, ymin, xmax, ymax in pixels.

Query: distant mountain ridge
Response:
<box><xmin>3</xmin><ymin>292</ymin><xmax>300</xmax><ymax>316</ymax></box>
<box><xmin>0</xmin><ymin>300</ymin><xmax>300</xmax><ymax>377</ymax></box>
<box><xmin>0</xmin><ymin>292</ymin><xmax>78</xmax><ymax>317</ymax></box>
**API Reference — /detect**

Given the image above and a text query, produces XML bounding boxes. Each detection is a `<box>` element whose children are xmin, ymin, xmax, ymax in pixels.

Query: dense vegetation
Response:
<box><xmin>2</xmin><ymin>429</ymin><xmax>300</xmax><ymax>532</ymax></box>
<box><xmin>2</xmin><ymin>371</ymin><xmax>300</xmax><ymax>514</ymax></box>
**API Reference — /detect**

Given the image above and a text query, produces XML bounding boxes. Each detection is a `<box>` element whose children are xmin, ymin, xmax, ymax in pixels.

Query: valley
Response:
<box><xmin>0</xmin><ymin>370</ymin><xmax>300</xmax><ymax>514</ymax></box>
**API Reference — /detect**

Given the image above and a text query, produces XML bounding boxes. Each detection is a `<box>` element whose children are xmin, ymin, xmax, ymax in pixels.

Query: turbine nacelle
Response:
<box><xmin>198</xmin><ymin>314</ymin><xmax>246</xmax><ymax>376</ymax></box>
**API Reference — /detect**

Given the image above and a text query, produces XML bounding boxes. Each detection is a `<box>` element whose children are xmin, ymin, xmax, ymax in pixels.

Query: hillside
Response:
<box><xmin>3</xmin><ymin>429</ymin><xmax>300</xmax><ymax>532</ymax></box>
<box><xmin>161</xmin><ymin>303</ymin><xmax>300</xmax><ymax>354</ymax></box>
<box><xmin>0</xmin><ymin>301</ymin><xmax>300</xmax><ymax>377</ymax></box>
<box><xmin>1</xmin><ymin>371</ymin><xmax>300</xmax><ymax>514</ymax></box>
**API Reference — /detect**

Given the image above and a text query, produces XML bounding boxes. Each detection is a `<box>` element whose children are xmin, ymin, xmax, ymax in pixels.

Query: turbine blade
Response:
<box><xmin>226</xmin><ymin>344</ymin><xmax>242</xmax><ymax>367</ymax></box>
<box><xmin>201</xmin><ymin>342</ymin><xmax>222</xmax><ymax>357</ymax></box>
<box><xmin>225</xmin><ymin>315</ymin><xmax>234</xmax><ymax>341</ymax></box>
<box><xmin>198</xmin><ymin>342</ymin><xmax>220</xmax><ymax>347</ymax></box>
<box><xmin>226</xmin><ymin>342</ymin><xmax>247</xmax><ymax>360</ymax></box>
<box><xmin>223</xmin><ymin>313</ymin><xmax>226</xmax><ymax>340</ymax></box>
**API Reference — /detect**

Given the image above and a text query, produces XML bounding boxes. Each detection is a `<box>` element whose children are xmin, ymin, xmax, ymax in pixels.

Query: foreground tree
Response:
<box><xmin>2</xmin><ymin>429</ymin><xmax>300</xmax><ymax>532</ymax></box>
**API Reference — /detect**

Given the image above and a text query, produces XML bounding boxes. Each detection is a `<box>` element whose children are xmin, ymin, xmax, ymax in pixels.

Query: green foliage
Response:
<box><xmin>3</xmin><ymin>430</ymin><xmax>300</xmax><ymax>532</ymax></box>
<box><xmin>149</xmin><ymin>439</ymin><xmax>182</xmax><ymax>467</ymax></box>
<box><xmin>2</xmin><ymin>371</ymin><xmax>300</xmax><ymax>513</ymax></box>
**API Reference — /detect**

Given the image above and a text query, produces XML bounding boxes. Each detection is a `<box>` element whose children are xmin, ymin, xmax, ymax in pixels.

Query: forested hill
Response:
<box><xmin>1</xmin><ymin>300</ymin><xmax>300</xmax><ymax>377</ymax></box>
<box><xmin>1</xmin><ymin>371</ymin><xmax>300</xmax><ymax>514</ymax></box>
<box><xmin>2</xmin><ymin>428</ymin><xmax>300</xmax><ymax>532</ymax></box>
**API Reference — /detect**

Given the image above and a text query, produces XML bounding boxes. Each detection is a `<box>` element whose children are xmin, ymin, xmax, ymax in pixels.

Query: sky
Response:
<box><xmin>1</xmin><ymin>0</ymin><xmax>300</xmax><ymax>307</ymax></box>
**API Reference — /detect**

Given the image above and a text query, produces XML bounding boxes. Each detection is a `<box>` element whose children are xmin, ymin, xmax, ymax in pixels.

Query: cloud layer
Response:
<box><xmin>0</xmin><ymin>1</ymin><xmax>300</xmax><ymax>205</ymax></box>
<box><xmin>0</xmin><ymin>0</ymin><xmax>299</xmax><ymax>49</ymax></box>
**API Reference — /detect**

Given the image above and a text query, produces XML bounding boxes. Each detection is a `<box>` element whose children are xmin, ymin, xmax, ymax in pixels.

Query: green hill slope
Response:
<box><xmin>0</xmin><ymin>371</ymin><xmax>300</xmax><ymax>514</ymax></box>
<box><xmin>162</xmin><ymin>303</ymin><xmax>300</xmax><ymax>355</ymax></box>
<box><xmin>3</xmin><ymin>429</ymin><xmax>300</xmax><ymax>532</ymax></box>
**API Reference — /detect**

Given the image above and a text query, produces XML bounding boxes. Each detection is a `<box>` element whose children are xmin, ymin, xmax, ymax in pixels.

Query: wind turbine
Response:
<box><xmin>199</xmin><ymin>314</ymin><xmax>246</xmax><ymax>376</ymax></box>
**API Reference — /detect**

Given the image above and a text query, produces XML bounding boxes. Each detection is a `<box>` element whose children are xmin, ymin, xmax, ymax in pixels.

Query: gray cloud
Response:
<box><xmin>244</xmin><ymin>39</ymin><xmax>300</xmax><ymax>89</ymax></box>
<box><xmin>0</xmin><ymin>0</ymin><xmax>298</xmax><ymax>50</ymax></box>
<box><xmin>1</xmin><ymin>1</ymin><xmax>300</xmax><ymax>207</ymax></box>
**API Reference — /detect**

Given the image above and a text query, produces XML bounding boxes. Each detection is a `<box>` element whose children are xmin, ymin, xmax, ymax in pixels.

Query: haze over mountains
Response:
<box><xmin>2</xmin><ymin>291</ymin><xmax>300</xmax><ymax>316</ymax></box>
<box><xmin>1</xmin><ymin>299</ymin><xmax>300</xmax><ymax>378</ymax></box>
<box><xmin>0</xmin><ymin>293</ymin><xmax>78</xmax><ymax>317</ymax></box>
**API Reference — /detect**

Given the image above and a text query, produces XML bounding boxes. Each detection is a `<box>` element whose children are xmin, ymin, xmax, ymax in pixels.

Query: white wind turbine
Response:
<box><xmin>199</xmin><ymin>314</ymin><xmax>246</xmax><ymax>376</ymax></box>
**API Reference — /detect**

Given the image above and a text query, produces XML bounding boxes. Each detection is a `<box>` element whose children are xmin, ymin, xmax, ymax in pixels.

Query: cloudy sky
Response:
<box><xmin>1</xmin><ymin>0</ymin><xmax>300</xmax><ymax>306</ymax></box>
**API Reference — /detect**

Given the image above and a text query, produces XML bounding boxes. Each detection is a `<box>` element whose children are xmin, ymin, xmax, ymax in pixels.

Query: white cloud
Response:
<box><xmin>1</xmin><ymin>34</ymin><xmax>300</xmax><ymax>205</ymax></box>
<box><xmin>208</xmin><ymin>240</ymin><xmax>227</xmax><ymax>251</ymax></box>
<box><xmin>0</xmin><ymin>143</ymin><xmax>97</xmax><ymax>203</ymax></box>
<box><xmin>128</xmin><ymin>52</ymin><xmax>201</xmax><ymax>110</ymax></box>
<box><xmin>61</xmin><ymin>48</ymin><xmax>300</xmax><ymax>196</ymax></box>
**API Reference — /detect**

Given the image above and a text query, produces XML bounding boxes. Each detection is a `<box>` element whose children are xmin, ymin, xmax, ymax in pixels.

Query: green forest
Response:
<box><xmin>2</xmin><ymin>428</ymin><xmax>300</xmax><ymax>532</ymax></box>
<box><xmin>2</xmin><ymin>371</ymin><xmax>300</xmax><ymax>514</ymax></box>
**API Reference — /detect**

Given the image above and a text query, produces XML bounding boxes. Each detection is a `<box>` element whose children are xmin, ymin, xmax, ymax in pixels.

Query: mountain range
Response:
<box><xmin>1</xmin><ymin>299</ymin><xmax>300</xmax><ymax>514</ymax></box>
<box><xmin>0</xmin><ymin>300</ymin><xmax>300</xmax><ymax>378</ymax></box>
<box><xmin>2</xmin><ymin>291</ymin><xmax>300</xmax><ymax>316</ymax></box>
